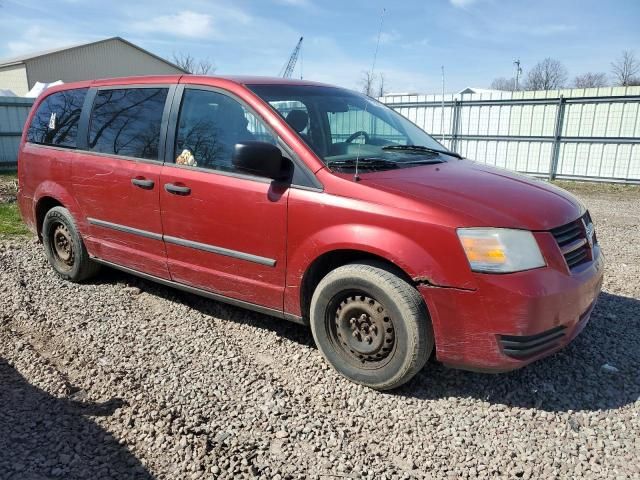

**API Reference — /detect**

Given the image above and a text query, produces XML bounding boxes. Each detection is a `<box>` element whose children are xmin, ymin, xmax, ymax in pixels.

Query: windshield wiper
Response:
<box><xmin>382</xmin><ymin>144</ymin><xmax>463</xmax><ymax>159</ymax></box>
<box><xmin>326</xmin><ymin>158</ymin><xmax>399</xmax><ymax>169</ymax></box>
<box><xmin>397</xmin><ymin>159</ymin><xmax>445</xmax><ymax>165</ymax></box>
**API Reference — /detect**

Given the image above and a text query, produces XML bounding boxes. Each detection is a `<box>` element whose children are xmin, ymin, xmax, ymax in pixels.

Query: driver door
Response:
<box><xmin>159</xmin><ymin>86</ymin><xmax>289</xmax><ymax>311</ymax></box>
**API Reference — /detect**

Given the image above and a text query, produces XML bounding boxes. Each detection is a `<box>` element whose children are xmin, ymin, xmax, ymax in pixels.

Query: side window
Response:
<box><xmin>88</xmin><ymin>88</ymin><xmax>168</xmax><ymax>160</ymax></box>
<box><xmin>175</xmin><ymin>89</ymin><xmax>276</xmax><ymax>172</ymax></box>
<box><xmin>27</xmin><ymin>88</ymin><xmax>87</xmax><ymax>148</ymax></box>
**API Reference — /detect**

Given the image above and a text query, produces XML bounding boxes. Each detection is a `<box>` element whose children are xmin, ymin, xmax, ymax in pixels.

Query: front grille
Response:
<box><xmin>499</xmin><ymin>325</ymin><xmax>567</xmax><ymax>359</ymax></box>
<box><xmin>550</xmin><ymin>213</ymin><xmax>594</xmax><ymax>270</ymax></box>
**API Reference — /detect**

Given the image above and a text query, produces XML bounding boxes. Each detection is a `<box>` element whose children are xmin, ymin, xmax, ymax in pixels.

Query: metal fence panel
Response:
<box><xmin>380</xmin><ymin>87</ymin><xmax>640</xmax><ymax>183</ymax></box>
<box><xmin>0</xmin><ymin>97</ymin><xmax>34</xmax><ymax>167</ymax></box>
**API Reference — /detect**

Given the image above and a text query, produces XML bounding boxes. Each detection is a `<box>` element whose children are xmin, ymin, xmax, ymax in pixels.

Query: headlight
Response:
<box><xmin>457</xmin><ymin>228</ymin><xmax>545</xmax><ymax>273</ymax></box>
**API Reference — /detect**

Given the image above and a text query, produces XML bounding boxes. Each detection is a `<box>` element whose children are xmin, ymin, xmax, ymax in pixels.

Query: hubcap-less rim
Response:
<box><xmin>51</xmin><ymin>223</ymin><xmax>74</xmax><ymax>270</ymax></box>
<box><xmin>328</xmin><ymin>292</ymin><xmax>396</xmax><ymax>369</ymax></box>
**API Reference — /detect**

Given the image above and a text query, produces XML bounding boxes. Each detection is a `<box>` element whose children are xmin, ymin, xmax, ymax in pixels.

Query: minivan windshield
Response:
<box><xmin>248</xmin><ymin>84</ymin><xmax>457</xmax><ymax>171</ymax></box>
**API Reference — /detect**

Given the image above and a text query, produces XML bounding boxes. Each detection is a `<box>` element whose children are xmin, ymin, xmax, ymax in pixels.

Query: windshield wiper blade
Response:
<box><xmin>326</xmin><ymin>158</ymin><xmax>398</xmax><ymax>169</ymax></box>
<box><xmin>400</xmin><ymin>159</ymin><xmax>445</xmax><ymax>165</ymax></box>
<box><xmin>382</xmin><ymin>144</ymin><xmax>463</xmax><ymax>159</ymax></box>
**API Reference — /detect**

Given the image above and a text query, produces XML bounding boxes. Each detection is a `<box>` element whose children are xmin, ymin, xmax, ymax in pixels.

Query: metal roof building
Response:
<box><xmin>0</xmin><ymin>37</ymin><xmax>187</xmax><ymax>96</ymax></box>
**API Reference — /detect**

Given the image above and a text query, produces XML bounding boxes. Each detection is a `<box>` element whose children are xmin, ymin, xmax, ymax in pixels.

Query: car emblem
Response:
<box><xmin>583</xmin><ymin>219</ymin><xmax>595</xmax><ymax>248</ymax></box>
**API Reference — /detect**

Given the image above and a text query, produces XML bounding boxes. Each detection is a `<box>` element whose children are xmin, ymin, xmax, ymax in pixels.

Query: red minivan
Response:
<box><xmin>18</xmin><ymin>75</ymin><xmax>604</xmax><ymax>390</ymax></box>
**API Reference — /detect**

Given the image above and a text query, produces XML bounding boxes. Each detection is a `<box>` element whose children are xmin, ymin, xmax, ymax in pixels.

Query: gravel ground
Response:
<box><xmin>1</xmin><ymin>183</ymin><xmax>639</xmax><ymax>479</ymax></box>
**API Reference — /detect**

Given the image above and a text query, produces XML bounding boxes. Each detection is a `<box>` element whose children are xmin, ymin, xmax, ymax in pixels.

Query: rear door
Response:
<box><xmin>159</xmin><ymin>86</ymin><xmax>289</xmax><ymax>311</ymax></box>
<box><xmin>72</xmin><ymin>85</ymin><xmax>174</xmax><ymax>278</ymax></box>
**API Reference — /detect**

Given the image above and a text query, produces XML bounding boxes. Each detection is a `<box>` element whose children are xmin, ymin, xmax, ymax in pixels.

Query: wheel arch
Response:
<box><xmin>35</xmin><ymin>196</ymin><xmax>65</xmax><ymax>239</ymax></box>
<box><xmin>299</xmin><ymin>249</ymin><xmax>417</xmax><ymax>323</ymax></box>
<box><xmin>32</xmin><ymin>181</ymin><xmax>83</xmax><ymax>240</ymax></box>
<box><xmin>286</xmin><ymin>222</ymin><xmax>460</xmax><ymax>319</ymax></box>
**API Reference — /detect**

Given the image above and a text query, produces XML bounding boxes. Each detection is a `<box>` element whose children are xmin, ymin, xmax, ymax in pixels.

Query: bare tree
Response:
<box><xmin>172</xmin><ymin>52</ymin><xmax>216</xmax><ymax>75</ymax></box>
<box><xmin>172</xmin><ymin>52</ymin><xmax>196</xmax><ymax>73</ymax></box>
<box><xmin>611</xmin><ymin>51</ymin><xmax>640</xmax><ymax>86</ymax></box>
<box><xmin>490</xmin><ymin>77</ymin><xmax>518</xmax><ymax>91</ymax></box>
<box><xmin>377</xmin><ymin>73</ymin><xmax>387</xmax><ymax>97</ymax></box>
<box><xmin>523</xmin><ymin>58</ymin><xmax>568</xmax><ymax>91</ymax></box>
<box><xmin>573</xmin><ymin>72</ymin><xmax>608</xmax><ymax>88</ymax></box>
<box><xmin>359</xmin><ymin>71</ymin><xmax>376</xmax><ymax>97</ymax></box>
<box><xmin>196</xmin><ymin>58</ymin><xmax>214</xmax><ymax>75</ymax></box>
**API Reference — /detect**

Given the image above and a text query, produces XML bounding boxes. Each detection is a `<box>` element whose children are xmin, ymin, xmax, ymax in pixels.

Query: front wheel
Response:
<box><xmin>310</xmin><ymin>262</ymin><xmax>433</xmax><ymax>390</ymax></box>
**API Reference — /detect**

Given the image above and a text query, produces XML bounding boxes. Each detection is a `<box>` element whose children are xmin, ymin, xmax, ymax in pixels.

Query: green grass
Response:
<box><xmin>0</xmin><ymin>170</ymin><xmax>17</xmax><ymax>181</ymax></box>
<box><xmin>0</xmin><ymin>203</ymin><xmax>29</xmax><ymax>236</ymax></box>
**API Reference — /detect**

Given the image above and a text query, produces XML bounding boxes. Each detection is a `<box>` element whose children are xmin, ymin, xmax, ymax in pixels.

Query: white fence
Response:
<box><xmin>381</xmin><ymin>86</ymin><xmax>640</xmax><ymax>183</ymax></box>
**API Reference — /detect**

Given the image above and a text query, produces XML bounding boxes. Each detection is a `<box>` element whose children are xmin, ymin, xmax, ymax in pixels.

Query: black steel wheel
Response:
<box><xmin>327</xmin><ymin>292</ymin><xmax>396</xmax><ymax>369</ymax></box>
<box><xmin>310</xmin><ymin>261</ymin><xmax>433</xmax><ymax>390</ymax></box>
<box><xmin>50</xmin><ymin>222</ymin><xmax>75</xmax><ymax>273</ymax></box>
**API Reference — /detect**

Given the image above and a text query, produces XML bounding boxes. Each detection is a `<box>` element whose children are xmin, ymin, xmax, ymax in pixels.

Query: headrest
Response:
<box><xmin>285</xmin><ymin>109</ymin><xmax>309</xmax><ymax>133</ymax></box>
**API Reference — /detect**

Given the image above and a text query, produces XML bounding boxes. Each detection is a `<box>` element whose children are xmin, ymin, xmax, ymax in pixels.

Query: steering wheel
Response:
<box><xmin>345</xmin><ymin>130</ymin><xmax>370</xmax><ymax>144</ymax></box>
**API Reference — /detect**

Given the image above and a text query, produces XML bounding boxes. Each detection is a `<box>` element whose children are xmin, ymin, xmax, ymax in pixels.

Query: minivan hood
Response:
<box><xmin>362</xmin><ymin>160</ymin><xmax>584</xmax><ymax>230</ymax></box>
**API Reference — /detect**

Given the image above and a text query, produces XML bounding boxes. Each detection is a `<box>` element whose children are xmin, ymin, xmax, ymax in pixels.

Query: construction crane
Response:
<box><xmin>279</xmin><ymin>37</ymin><xmax>303</xmax><ymax>78</ymax></box>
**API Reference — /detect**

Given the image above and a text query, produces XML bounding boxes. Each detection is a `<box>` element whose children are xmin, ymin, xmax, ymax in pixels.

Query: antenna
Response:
<box><xmin>354</xmin><ymin>7</ymin><xmax>386</xmax><ymax>182</ymax></box>
<box><xmin>441</xmin><ymin>65</ymin><xmax>445</xmax><ymax>143</ymax></box>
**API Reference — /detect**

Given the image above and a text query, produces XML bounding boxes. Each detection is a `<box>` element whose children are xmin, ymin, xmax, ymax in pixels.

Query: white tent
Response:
<box><xmin>0</xmin><ymin>89</ymin><xmax>17</xmax><ymax>97</ymax></box>
<box><xmin>25</xmin><ymin>80</ymin><xmax>64</xmax><ymax>98</ymax></box>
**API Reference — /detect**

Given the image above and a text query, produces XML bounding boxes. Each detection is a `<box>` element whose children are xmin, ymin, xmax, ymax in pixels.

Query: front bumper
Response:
<box><xmin>419</xmin><ymin>246</ymin><xmax>604</xmax><ymax>372</ymax></box>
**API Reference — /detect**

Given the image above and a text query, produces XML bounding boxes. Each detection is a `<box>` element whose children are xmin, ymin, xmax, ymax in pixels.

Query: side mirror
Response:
<box><xmin>232</xmin><ymin>142</ymin><xmax>290</xmax><ymax>181</ymax></box>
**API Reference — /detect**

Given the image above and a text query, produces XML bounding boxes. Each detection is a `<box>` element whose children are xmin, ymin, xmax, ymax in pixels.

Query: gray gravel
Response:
<box><xmin>1</xmin><ymin>184</ymin><xmax>639</xmax><ymax>479</ymax></box>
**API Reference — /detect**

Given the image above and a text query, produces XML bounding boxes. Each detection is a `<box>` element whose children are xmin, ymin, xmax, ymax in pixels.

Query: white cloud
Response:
<box><xmin>130</xmin><ymin>6</ymin><xmax>254</xmax><ymax>40</ymax></box>
<box><xmin>402</xmin><ymin>37</ymin><xmax>430</xmax><ymax>50</ymax></box>
<box><xmin>132</xmin><ymin>11</ymin><xmax>215</xmax><ymax>38</ymax></box>
<box><xmin>449</xmin><ymin>0</ymin><xmax>478</xmax><ymax>7</ymax></box>
<box><xmin>7</xmin><ymin>25</ymin><xmax>91</xmax><ymax>56</ymax></box>
<box><xmin>375</xmin><ymin>30</ymin><xmax>400</xmax><ymax>45</ymax></box>
<box><xmin>526</xmin><ymin>24</ymin><xmax>576</xmax><ymax>36</ymax></box>
<box><xmin>273</xmin><ymin>0</ymin><xmax>312</xmax><ymax>6</ymax></box>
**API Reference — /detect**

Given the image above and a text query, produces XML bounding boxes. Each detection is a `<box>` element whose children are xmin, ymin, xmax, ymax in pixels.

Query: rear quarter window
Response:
<box><xmin>27</xmin><ymin>88</ymin><xmax>88</xmax><ymax>148</ymax></box>
<box><xmin>88</xmin><ymin>88</ymin><xmax>168</xmax><ymax>160</ymax></box>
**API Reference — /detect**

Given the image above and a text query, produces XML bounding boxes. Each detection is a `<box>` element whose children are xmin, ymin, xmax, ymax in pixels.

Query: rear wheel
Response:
<box><xmin>310</xmin><ymin>261</ymin><xmax>433</xmax><ymax>390</ymax></box>
<box><xmin>42</xmin><ymin>207</ymin><xmax>100</xmax><ymax>282</ymax></box>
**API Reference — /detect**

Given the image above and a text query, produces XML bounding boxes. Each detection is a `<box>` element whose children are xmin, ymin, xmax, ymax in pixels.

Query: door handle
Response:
<box><xmin>131</xmin><ymin>177</ymin><xmax>155</xmax><ymax>189</ymax></box>
<box><xmin>164</xmin><ymin>183</ymin><xmax>191</xmax><ymax>195</ymax></box>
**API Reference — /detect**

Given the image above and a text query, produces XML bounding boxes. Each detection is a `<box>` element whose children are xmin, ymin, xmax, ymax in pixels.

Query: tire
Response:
<box><xmin>42</xmin><ymin>206</ymin><xmax>100</xmax><ymax>282</ymax></box>
<box><xmin>310</xmin><ymin>261</ymin><xmax>433</xmax><ymax>390</ymax></box>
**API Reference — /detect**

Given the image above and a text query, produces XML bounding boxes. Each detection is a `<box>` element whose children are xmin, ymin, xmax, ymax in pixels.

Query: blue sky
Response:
<box><xmin>1</xmin><ymin>0</ymin><xmax>639</xmax><ymax>93</ymax></box>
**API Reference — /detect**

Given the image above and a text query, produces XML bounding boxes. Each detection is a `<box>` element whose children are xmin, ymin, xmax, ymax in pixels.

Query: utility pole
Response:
<box><xmin>513</xmin><ymin>58</ymin><xmax>522</xmax><ymax>91</ymax></box>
